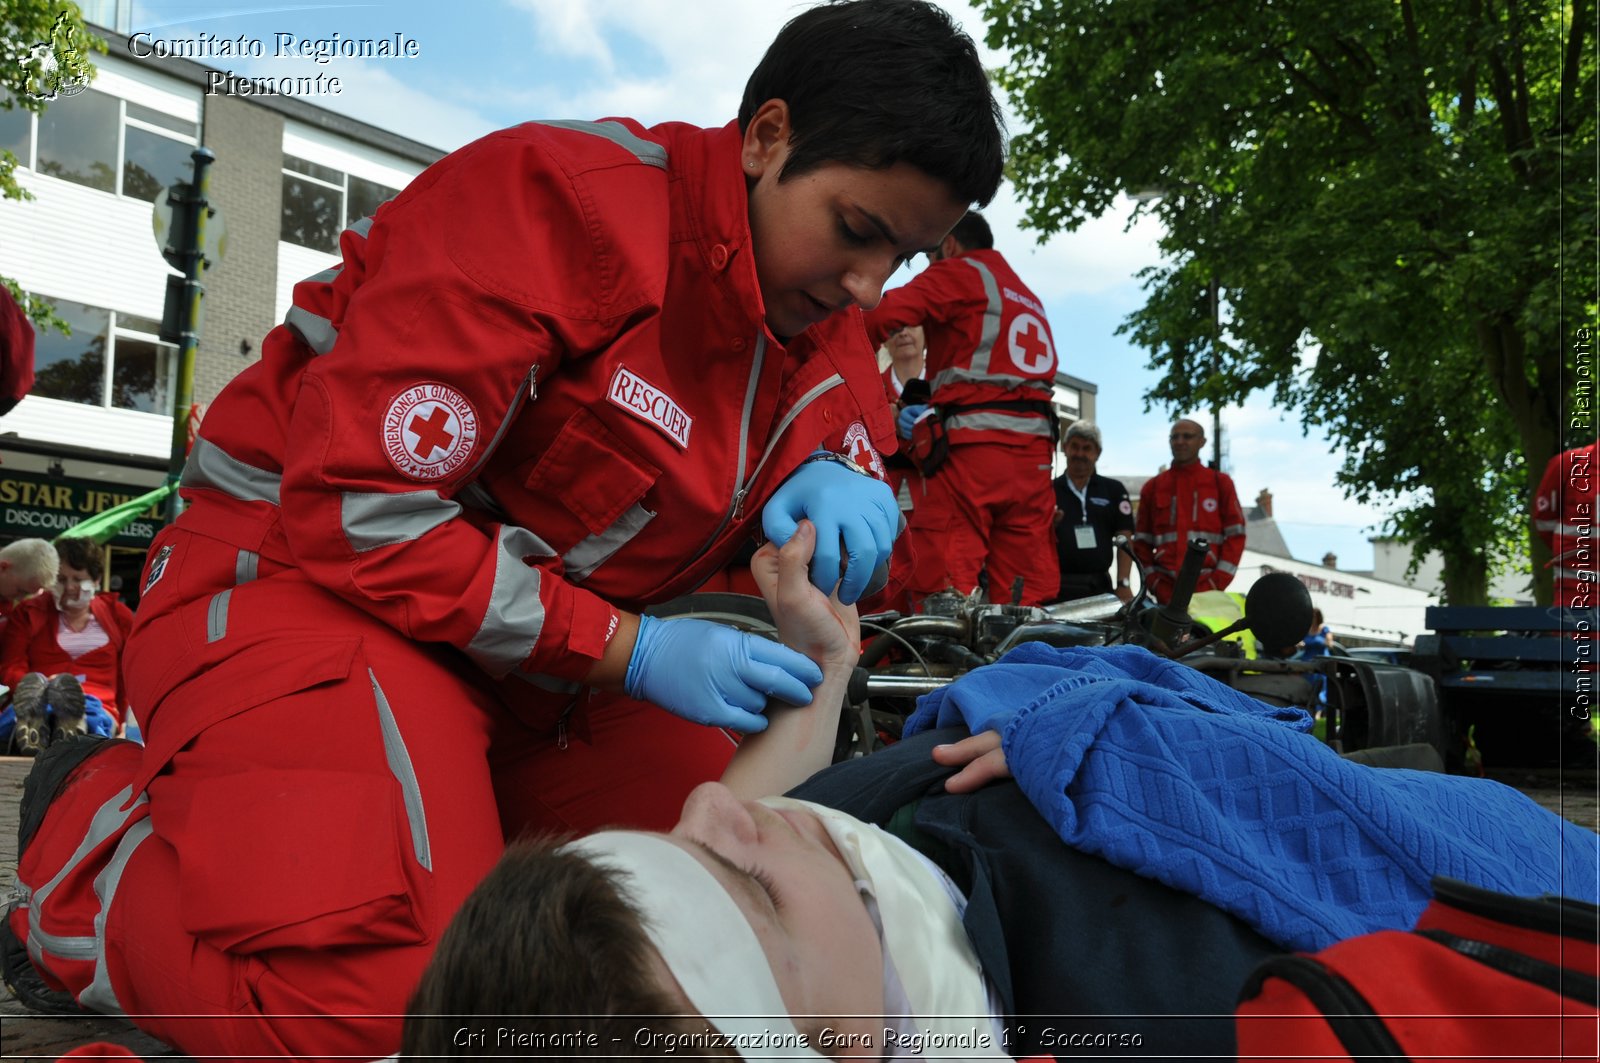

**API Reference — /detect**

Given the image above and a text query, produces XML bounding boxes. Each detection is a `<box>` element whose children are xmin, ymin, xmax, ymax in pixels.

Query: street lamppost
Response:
<box><xmin>1129</xmin><ymin>185</ymin><xmax>1225</xmax><ymax>470</ymax></box>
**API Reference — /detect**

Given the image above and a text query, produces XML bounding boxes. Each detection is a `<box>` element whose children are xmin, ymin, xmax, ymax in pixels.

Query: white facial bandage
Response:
<box><xmin>562</xmin><ymin>832</ymin><xmax>826</xmax><ymax>1060</ymax></box>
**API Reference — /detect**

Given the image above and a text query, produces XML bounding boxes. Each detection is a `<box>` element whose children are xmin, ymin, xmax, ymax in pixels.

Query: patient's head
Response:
<box><xmin>403</xmin><ymin>783</ymin><xmax>885</xmax><ymax>1059</ymax></box>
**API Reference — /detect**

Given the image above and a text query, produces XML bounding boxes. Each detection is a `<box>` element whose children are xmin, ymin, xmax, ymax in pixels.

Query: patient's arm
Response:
<box><xmin>719</xmin><ymin>520</ymin><xmax>859</xmax><ymax>801</ymax></box>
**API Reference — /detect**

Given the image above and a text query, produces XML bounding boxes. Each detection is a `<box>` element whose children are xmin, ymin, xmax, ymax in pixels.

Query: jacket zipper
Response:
<box><xmin>464</xmin><ymin>364</ymin><xmax>540</xmax><ymax>482</ymax></box>
<box><xmin>692</xmin><ymin>366</ymin><xmax>845</xmax><ymax>567</ymax></box>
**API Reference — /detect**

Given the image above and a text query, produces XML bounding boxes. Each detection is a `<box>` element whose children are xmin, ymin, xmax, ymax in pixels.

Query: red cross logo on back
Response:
<box><xmin>408</xmin><ymin>406</ymin><xmax>456</xmax><ymax>459</ymax></box>
<box><xmin>1007</xmin><ymin>312</ymin><xmax>1055</xmax><ymax>375</ymax></box>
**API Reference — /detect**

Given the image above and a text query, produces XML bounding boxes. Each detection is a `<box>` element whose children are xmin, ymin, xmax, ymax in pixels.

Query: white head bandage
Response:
<box><xmin>562</xmin><ymin>832</ymin><xmax>826</xmax><ymax>1060</ymax></box>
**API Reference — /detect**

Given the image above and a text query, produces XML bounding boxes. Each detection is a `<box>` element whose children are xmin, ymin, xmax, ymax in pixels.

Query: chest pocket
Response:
<box><xmin>522</xmin><ymin>407</ymin><xmax>661</xmax><ymax>564</ymax></box>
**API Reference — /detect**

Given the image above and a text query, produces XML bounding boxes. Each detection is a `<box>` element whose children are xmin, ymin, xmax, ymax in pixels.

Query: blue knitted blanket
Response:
<box><xmin>904</xmin><ymin>643</ymin><xmax>1600</xmax><ymax>951</ymax></box>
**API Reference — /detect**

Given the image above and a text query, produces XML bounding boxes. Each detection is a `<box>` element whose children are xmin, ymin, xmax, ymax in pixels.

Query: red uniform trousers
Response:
<box><xmin>905</xmin><ymin>438</ymin><xmax>1059</xmax><ymax>607</ymax></box>
<box><xmin>10</xmin><ymin>526</ymin><xmax>733</xmax><ymax>1061</ymax></box>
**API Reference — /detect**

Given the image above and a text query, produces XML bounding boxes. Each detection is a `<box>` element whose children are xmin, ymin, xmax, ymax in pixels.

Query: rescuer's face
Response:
<box><xmin>742</xmin><ymin>99</ymin><xmax>965</xmax><ymax>339</ymax></box>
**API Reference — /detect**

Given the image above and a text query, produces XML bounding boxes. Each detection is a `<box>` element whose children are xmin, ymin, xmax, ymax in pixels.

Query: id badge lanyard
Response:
<box><xmin>1067</xmin><ymin>480</ymin><xmax>1096</xmax><ymax>550</ymax></box>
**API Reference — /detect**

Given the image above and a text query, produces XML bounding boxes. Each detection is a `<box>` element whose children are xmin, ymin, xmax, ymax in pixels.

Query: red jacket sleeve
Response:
<box><xmin>860</xmin><ymin>259</ymin><xmax>982</xmax><ymax>346</ymax></box>
<box><xmin>1209</xmin><ymin>474</ymin><xmax>1248</xmax><ymax>591</ymax></box>
<box><xmin>0</xmin><ymin>594</ymin><xmax>36</xmax><ymax>689</ymax></box>
<box><xmin>271</xmin><ymin>128</ymin><xmax>658</xmax><ymax>682</ymax></box>
<box><xmin>1533</xmin><ymin>450</ymin><xmax>1562</xmax><ymax>550</ymax></box>
<box><xmin>1133</xmin><ymin>478</ymin><xmax>1158</xmax><ymax>568</ymax></box>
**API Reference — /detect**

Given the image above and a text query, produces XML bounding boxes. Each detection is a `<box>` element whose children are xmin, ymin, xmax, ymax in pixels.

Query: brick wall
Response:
<box><xmin>194</xmin><ymin>95</ymin><xmax>283</xmax><ymax>406</ymax></box>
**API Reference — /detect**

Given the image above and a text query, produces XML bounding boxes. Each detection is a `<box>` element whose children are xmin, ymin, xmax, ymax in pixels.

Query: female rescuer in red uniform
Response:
<box><xmin>5</xmin><ymin>1</ymin><xmax>1006</xmax><ymax>1059</ymax></box>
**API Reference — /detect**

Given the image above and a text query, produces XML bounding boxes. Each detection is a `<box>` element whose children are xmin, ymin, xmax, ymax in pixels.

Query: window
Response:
<box><xmin>0</xmin><ymin>98</ymin><xmax>31</xmax><ymax>169</ymax></box>
<box><xmin>123</xmin><ymin>102</ymin><xmax>195</xmax><ymax>203</ymax></box>
<box><xmin>281</xmin><ymin>154</ymin><xmax>399</xmax><ymax>252</ymax></box>
<box><xmin>11</xmin><ymin>87</ymin><xmax>196</xmax><ymax>200</ymax></box>
<box><xmin>31</xmin><ymin>298</ymin><xmax>176</xmax><ymax>414</ymax></box>
<box><xmin>37</xmin><ymin>88</ymin><xmax>118</xmax><ymax>192</ymax></box>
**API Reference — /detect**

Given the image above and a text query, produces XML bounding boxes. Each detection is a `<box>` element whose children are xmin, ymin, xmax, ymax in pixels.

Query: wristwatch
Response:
<box><xmin>801</xmin><ymin>450</ymin><xmax>873</xmax><ymax>477</ymax></box>
<box><xmin>1116</xmin><ymin>578</ymin><xmax>1131</xmax><ymax>588</ymax></box>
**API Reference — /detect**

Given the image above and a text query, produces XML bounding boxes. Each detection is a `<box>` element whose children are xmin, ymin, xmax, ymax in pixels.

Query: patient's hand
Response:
<box><xmin>933</xmin><ymin>730</ymin><xmax>1012</xmax><ymax>793</ymax></box>
<box><xmin>751</xmin><ymin>520</ymin><xmax>860</xmax><ymax>669</ymax></box>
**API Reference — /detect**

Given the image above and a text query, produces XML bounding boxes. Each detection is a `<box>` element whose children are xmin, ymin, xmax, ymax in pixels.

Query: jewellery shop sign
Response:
<box><xmin>0</xmin><ymin>468</ymin><xmax>161</xmax><ymax>548</ymax></box>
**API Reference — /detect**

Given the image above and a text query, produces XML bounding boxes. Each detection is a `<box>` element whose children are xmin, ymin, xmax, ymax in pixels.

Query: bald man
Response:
<box><xmin>1133</xmin><ymin>419</ymin><xmax>1246</xmax><ymax>604</ymax></box>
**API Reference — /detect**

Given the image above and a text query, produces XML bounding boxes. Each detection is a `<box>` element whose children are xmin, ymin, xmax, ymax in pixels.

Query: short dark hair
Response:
<box><xmin>948</xmin><ymin>211</ymin><xmax>995</xmax><ymax>250</ymax></box>
<box><xmin>402</xmin><ymin>838</ymin><xmax>733</xmax><ymax>1059</ymax></box>
<box><xmin>55</xmin><ymin>537</ymin><xmax>102</xmax><ymax>583</ymax></box>
<box><xmin>739</xmin><ymin>0</ymin><xmax>1005</xmax><ymax>207</ymax></box>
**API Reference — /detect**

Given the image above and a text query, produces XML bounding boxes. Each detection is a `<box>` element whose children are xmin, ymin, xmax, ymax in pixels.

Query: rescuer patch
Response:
<box><xmin>384</xmin><ymin>382</ymin><xmax>479</xmax><ymax>481</ymax></box>
<box><xmin>607</xmin><ymin>365</ymin><xmax>692</xmax><ymax>449</ymax></box>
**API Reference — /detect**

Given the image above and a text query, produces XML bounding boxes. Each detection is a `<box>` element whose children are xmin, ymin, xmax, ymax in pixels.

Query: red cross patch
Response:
<box><xmin>383</xmin><ymin>382</ymin><xmax>479</xmax><ymax>481</ymax></box>
<box><xmin>1006</xmin><ymin>312</ymin><xmax>1055</xmax><ymax>375</ymax></box>
<box><xmin>841</xmin><ymin>420</ymin><xmax>887</xmax><ymax>479</ymax></box>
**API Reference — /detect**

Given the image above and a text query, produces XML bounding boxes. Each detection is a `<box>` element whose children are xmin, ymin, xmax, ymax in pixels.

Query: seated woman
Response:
<box><xmin>1</xmin><ymin>536</ymin><xmax>133</xmax><ymax>752</ymax></box>
<box><xmin>403</xmin><ymin>522</ymin><xmax>1600</xmax><ymax>1061</ymax></box>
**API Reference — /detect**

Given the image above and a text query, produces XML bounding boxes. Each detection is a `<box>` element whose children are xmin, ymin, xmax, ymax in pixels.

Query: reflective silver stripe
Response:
<box><xmin>183</xmin><ymin>437</ymin><xmax>283</xmax><ymax>505</ymax></box>
<box><xmin>302</xmin><ymin>264</ymin><xmax>341</xmax><ymax>286</ymax></box>
<box><xmin>465</xmin><ymin>526</ymin><xmax>553</xmax><ymax>676</ymax></box>
<box><xmin>27</xmin><ymin>923</ymin><xmax>97</xmax><ymax>961</ymax></box>
<box><xmin>563</xmin><ymin>503</ymin><xmax>657</xmax><ymax>583</ymax></box>
<box><xmin>346</xmin><ymin>216</ymin><xmax>373</xmax><ymax>239</ymax></box>
<box><xmin>1550</xmin><ymin>522</ymin><xmax>1591</xmax><ymax>536</ymax></box>
<box><xmin>1133</xmin><ymin>532</ymin><xmax>1156</xmax><ymax>545</ymax></box>
<box><xmin>341</xmin><ymin>490</ymin><xmax>461</xmax><ymax>553</ymax></box>
<box><xmin>1222</xmin><ymin>524</ymin><xmax>1248</xmax><ymax>536</ymax></box>
<box><xmin>1151</xmin><ymin>532</ymin><xmax>1181</xmax><ymax>546</ymax></box>
<box><xmin>235</xmin><ymin>549</ymin><xmax>259</xmax><ymax>585</ymax></box>
<box><xmin>963</xmin><ymin>258</ymin><xmax>1003</xmax><ymax>375</ymax></box>
<box><xmin>929</xmin><ymin>366</ymin><xmax>1055</xmax><ymax>393</ymax></box>
<box><xmin>81</xmin><ymin>817</ymin><xmax>154</xmax><ymax>1016</ymax></box>
<box><xmin>26</xmin><ymin>786</ymin><xmax>148</xmax><ymax>967</ymax></box>
<box><xmin>942</xmin><ymin>411</ymin><xmax>1053</xmax><ymax>436</ymax></box>
<box><xmin>1216</xmin><ymin>560</ymin><xmax>1239</xmax><ymax>575</ymax></box>
<box><xmin>369</xmin><ymin>669</ymin><xmax>431</xmax><ymax>872</ymax></box>
<box><xmin>538</xmin><ymin>119</ymin><xmax>668</xmax><ymax>169</ymax></box>
<box><xmin>206</xmin><ymin>588</ymin><xmax>231</xmax><ymax>643</ymax></box>
<box><xmin>284</xmin><ymin>304</ymin><xmax>338</xmax><ymax>355</ymax></box>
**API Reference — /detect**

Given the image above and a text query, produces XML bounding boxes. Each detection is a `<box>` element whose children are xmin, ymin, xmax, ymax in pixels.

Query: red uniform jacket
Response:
<box><xmin>164</xmin><ymin>119</ymin><xmax>895</xmax><ymax>713</ymax></box>
<box><xmin>1534</xmin><ymin>442</ymin><xmax>1597</xmax><ymax>607</ymax></box>
<box><xmin>1134</xmin><ymin>462</ymin><xmax>1248</xmax><ymax>600</ymax></box>
<box><xmin>861</xmin><ymin>248</ymin><xmax>1057</xmax><ymax>446</ymax></box>
<box><xmin>0</xmin><ymin>592</ymin><xmax>133</xmax><ymax>720</ymax></box>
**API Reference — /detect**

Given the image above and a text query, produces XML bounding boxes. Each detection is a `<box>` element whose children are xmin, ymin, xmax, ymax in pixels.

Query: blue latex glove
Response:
<box><xmin>897</xmin><ymin>403</ymin><xmax>929</xmax><ymax>440</ymax></box>
<box><xmin>624</xmin><ymin>615</ymin><xmax>824</xmax><ymax>733</ymax></box>
<box><xmin>762</xmin><ymin>454</ymin><xmax>899</xmax><ymax>604</ymax></box>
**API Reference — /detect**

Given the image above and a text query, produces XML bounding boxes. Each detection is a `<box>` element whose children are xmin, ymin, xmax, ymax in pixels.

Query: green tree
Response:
<box><xmin>1</xmin><ymin>0</ymin><xmax>106</xmax><ymax>334</ymax></box>
<box><xmin>984</xmin><ymin>0</ymin><xmax>1594</xmax><ymax>604</ymax></box>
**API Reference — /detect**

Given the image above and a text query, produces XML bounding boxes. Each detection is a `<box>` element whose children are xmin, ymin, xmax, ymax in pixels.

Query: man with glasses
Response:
<box><xmin>1133</xmin><ymin>419</ymin><xmax>1247</xmax><ymax>605</ymax></box>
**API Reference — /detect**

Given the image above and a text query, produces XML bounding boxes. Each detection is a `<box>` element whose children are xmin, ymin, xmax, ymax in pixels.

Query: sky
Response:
<box><xmin>122</xmin><ymin>0</ymin><xmax>1404</xmax><ymax>570</ymax></box>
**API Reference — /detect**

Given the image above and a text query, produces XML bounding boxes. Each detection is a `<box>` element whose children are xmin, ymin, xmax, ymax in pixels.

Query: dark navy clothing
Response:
<box><xmin>788</xmin><ymin>728</ymin><xmax>1280</xmax><ymax>1061</ymax></box>
<box><xmin>1050</xmin><ymin>471</ymin><xmax>1134</xmax><ymax>601</ymax></box>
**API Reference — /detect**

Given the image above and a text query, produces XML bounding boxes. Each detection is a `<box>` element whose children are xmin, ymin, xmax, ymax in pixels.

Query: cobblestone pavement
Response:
<box><xmin>1</xmin><ymin>756</ymin><xmax>1596</xmax><ymax>1061</ymax></box>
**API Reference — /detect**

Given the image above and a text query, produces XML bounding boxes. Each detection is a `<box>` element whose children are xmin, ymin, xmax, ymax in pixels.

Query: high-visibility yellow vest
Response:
<box><xmin>1190</xmin><ymin>590</ymin><xmax>1258</xmax><ymax>659</ymax></box>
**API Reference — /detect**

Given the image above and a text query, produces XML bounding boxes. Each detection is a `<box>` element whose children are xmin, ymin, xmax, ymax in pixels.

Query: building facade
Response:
<box><xmin>0</xmin><ymin>23</ymin><xmax>442</xmax><ymax>598</ymax></box>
